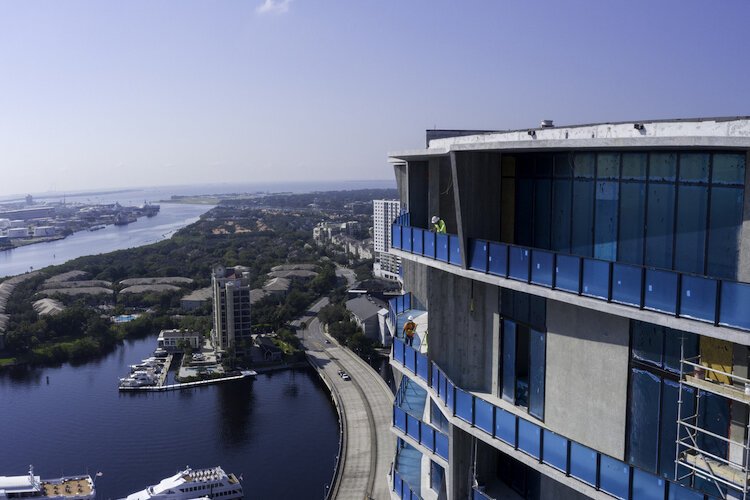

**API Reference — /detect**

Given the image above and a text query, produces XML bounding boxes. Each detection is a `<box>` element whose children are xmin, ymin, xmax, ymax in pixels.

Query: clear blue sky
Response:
<box><xmin>1</xmin><ymin>0</ymin><xmax>748</xmax><ymax>196</ymax></box>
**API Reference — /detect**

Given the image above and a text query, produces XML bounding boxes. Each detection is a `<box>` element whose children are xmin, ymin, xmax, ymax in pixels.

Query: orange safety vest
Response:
<box><xmin>404</xmin><ymin>321</ymin><xmax>416</xmax><ymax>337</ymax></box>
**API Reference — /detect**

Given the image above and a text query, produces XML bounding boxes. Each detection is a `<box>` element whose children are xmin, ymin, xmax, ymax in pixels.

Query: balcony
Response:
<box><xmin>391</xmin><ymin>215</ymin><xmax>750</xmax><ymax>335</ymax></box>
<box><xmin>393</xmin><ymin>377</ymin><xmax>450</xmax><ymax>463</ymax></box>
<box><xmin>388</xmin><ymin>293</ymin><xmax>429</xmax><ymax>354</ymax></box>
<box><xmin>390</xmin><ymin>346</ymin><xmax>709</xmax><ymax>500</ymax></box>
<box><xmin>391</xmin><ymin>441</ymin><xmax>423</xmax><ymax>500</ymax></box>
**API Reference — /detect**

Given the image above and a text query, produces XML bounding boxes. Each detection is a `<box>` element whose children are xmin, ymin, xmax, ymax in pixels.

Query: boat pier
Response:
<box><xmin>118</xmin><ymin>371</ymin><xmax>257</xmax><ymax>392</ymax></box>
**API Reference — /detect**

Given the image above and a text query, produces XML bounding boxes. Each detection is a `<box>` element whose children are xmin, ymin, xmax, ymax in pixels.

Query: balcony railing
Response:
<box><xmin>391</xmin><ymin>218</ymin><xmax>750</xmax><ymax>333</ymax></box>
<box><xmin>392</xmin><ymin>468</ymin><xmax>421</xmax><ymax>500</ymax></box>
<box><xmin>391</xmin><ymin>341</ymin><xmax>711</xmax><ymax>500</ymax></box>
<box><xmin>393</xmin><ymin>405</ymin><xmax>450</xmax><ymax>462</ymax></box>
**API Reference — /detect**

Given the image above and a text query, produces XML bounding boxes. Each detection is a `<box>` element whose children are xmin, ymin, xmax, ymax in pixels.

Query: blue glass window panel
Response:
<box><xmin>435</xmin><ymin>432</ymin><xmax>449</xmax><ymax>460</ymax></box>
<box><xmin>416</xmin><ymin>352</ymin><xmax>429</xmax><ymax>382</ymax></box>
<box><xmin>707</xmin><ymin>186</ymin><xmax>743</xmax><ymax>279</ymax></box>
<box><xmin>698</xmin><ymin>391</ymin><xmax>730</xmax><ymax>460</ymax></box>
<box><xmin>555</xmin><ymin>254</ymin><xmax>580</xmax><ymax>293</ymax></box>
<box><xmin>517</xmin><ymin>419</ymin><xmax>541</xmax><ymax>459</ymax></box>
<box><xmin>618</xmin><ymin>182</ymin><xmax>646</xmax><ymax>265</ymax></box>
<box><xmin>574</xmin><ymin>152</ymin><xmax>595</xmax><ymax>178</ymax></box>
<box><xmin>392</xmin><ymin>224</ymin><xmax>401</xmax><ymax>249</ymax></box>
<box><xmin>430</xmin><ymin>460</ymin><xmax>444</xmax><ymax>491</ymax></box>
<box><xmin>632</xmin><ymin>321</ymin><xmax>663</xmax><ymax>367</ymax></box>
<box><xmin>645</xmin><ymin>183</ymin><xmax>675</xmax><ymax>269</ymax></box>
<box><xmin>597</xmin><ymin>152</ymin><xmax>620</xmax><ymax>179</ymax></box>
<box><xmin>675</xmin><ymin>185</ymin><xmax>708</xmax><ymax>274</ymax></box>
<box><xmin>668</xmin><ymin>481</ymin><xmax>705</xmax><ymax>500</ymax></box>
<box><xmin>644</xmin><ymin>268</ymin><xmax>678</xmax><ymax>314</ymax></box>
<box><xmin>569</xmin><ymin>442</ymin><xmax>597</xmax><ymax>486</ymax></box>
<box><xmin>455</xmin><ymin>389</ymin><xmax>473</xmax><ymax>424</ymax></box>
<box><xmin>474</xmin><ymin>398</ymin><xmax>493</xmax><ymax>435</ymax></box>
<box><xmin>628</xmin><ymin>368</ymin><xmax>661</xmax><ymax>472</ymax></box>
<box><xmin>599</xmin><ymin>454</ymin><xmax>630</xmax><ymax>500</ymax></box>
<box><xmin>650</xmin><ymin>152</ymin><xmax>677</xmax><ymax>181</ymax></box>
<box><xmin>393</xmin><ymin>471</ymin><xmax>403</xmax><ymax>495</ymax></box>
<box><xmin>529</xmin><ymin>295</ymin><xmax>546</xmax><ymax>331</ymax></box>
<box><xmin>660</xmin><ymin>380</ymin><xmax>695</xmax><ymax>479</ymax></box>
<box><xmin>554</xmin><ymin>152</ymin><xmax>573</xmax><ymax>177</ymax></box>
<box><xmin>431</xmin><ymin>400</ymin><xmax>450</xmax><ymax>434</ymax></box>
<box><xmin>404</xmin><ymin>347</ymin><xmax>416</xmax><ymax>373</ymax></box>
<box><xmin>528</xmin><ymin>329</ymin><xmax>546</xmax><ymax>420</ymax></box>
<box><xmin>679</xmin><ymin>275</ymin><xmax>717</xmax><ymax>322</ymax></box>
<box><xmin>422</xmin><ymin>425</ymin><xmax>434</xmax><ymax>452</ymax></box>
<box><xmin>622</xmin><ymin>152</ymin><xmax>648</xmax><ymax>180</ymax></box>
<box><xmin>664</xmin><ymin>330</ymin><xmax>698</xmax><ymax>374</ymax></box>
<box><xmin>595</xmin><ymin>181</ymin><xmax>619</xmax><ymax>261</ymax></box>
<box><xmin>508</xmin><ymin>246</ymin><xmax>530</xmax><ymax>282</ymax></box>
<box><xmin>394</xmin><ymin>406</ymin><xmax>407</xmax><ymax>432</ymax></box>
<box><xmin>516</xmin><ymin>178</ymin><xmax>534</xmax><ymax>247</ymax></box>
<box><xmin>720</xmin><ymin>281</ymin><xmax>750</xmax><ymax>330</ymax></box>
<box><xmin>445</xmin><ymin>380</ymin><xmax>455</xmax><ymax>415</ymax></box>
<box><xmin>393</xmin><ymin>338</ymin><xmax>405</xmax><ymax>364</ymax></box>
<box><xmin>406</xmin><ymin>414</ymin><xmax>420</xmax><ymax>441</ymax></box>
<box><xmin>440</xmin><ymin>375</ymin><xmax>448</xmax><ymax>406</ymax></box>
<box><xmin>449</xmin><ymin>234</ymin><xmax>461</xmax><ymax>266</ymax></box>
<box><xmin>436</xmin><ymin>233</ymin><xmax>449</xmax><ymax>262</ymax></box>
<box><xmin>552</xmin><ymin>179</ymin><xmax>572</xmax><ymax>253</ymax></box>
<box><xmin>582</xmin><ymin>258</ymin><xmax>610</xmax><ymax>299</ymax></box>
<box><xmin>679</xmin><ymin>153</ymin><xmax>709</xmax><ymax>182</ymax></box>
<box><xmin>512</xmin><ymin>291</ymin><xmax>530</xmax><ymax>324</ymax></box>
<box><xmin>488</xmin><ymin>242</ymin><xmax>508</xmax><ymax>277</ymax></box>
<box><xmin>534</xmin><ymin>179</ymin><xmax>552</xmax><ymax>248</ymax></box>
<box><xmin>632</xmin><ymin>468</ymin><xmax>666</xmax><ymax>500</ymax></box>
<box><xmin>571</xmin><ymin>179</ymin><xmax>594</xmax><ymax>257</ymax></box>
<box><xmin>423</xmin><ymin>230</ymin><xmax>436</xmax><ymax>258</ymax></box>
<box><xmin>404</xmin><ymin>293</ymin><xmax>411</xmax><ymax>310</ymax></box>
<box><xmin>612</xmin><ymin>263</ymin><xmax>642</xmax><ymax>306</ymax></box>
<box><xmin>494</xmin><ymin>408</ymin><xmax>516</xmax><ymax>445</ymax></box>
<box><xmin>412</xmin><ymin>227</ymin><xmax>424</xmax><ymax>255</ymax></box>
<box><xmin>712</xmin><ymin>153</ymin><xmax>746</xmax><ymax>185</ymax></box>
<box><xmin>469</xmin><ymin>239</ymin><xmax>488</xmax><ymax>272</ymax></box>
<box><xmin>431</xmin><ymin>366</ymin><xmax>439</xmax><ymax>392</ymax></box>
<box><xmin>502</xmin><ymin>320</ymin><xmax>516</xmax><ymax>403</ymax></box>
<box><xmin>398</xmin><ymin>294</ymin><xmax>405</xmax><ymax>312</ymax></box>
<box><xmin>531</xmin><ymin>250</ymin><xmax>553</xmax><ymax>287</ymax></box>
<box><xmin>542</xmin><ymin>430</ymin><xmax>568</xmax><ymax>472</ymax></box>
<box><xmin>402</xmin><ymin>226</ymin><xmax>412</xmax><ymax>253</ymax></box>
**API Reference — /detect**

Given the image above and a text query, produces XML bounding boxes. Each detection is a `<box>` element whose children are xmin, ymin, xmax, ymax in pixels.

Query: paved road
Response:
<box><xmin>300</xmin><ymin>296</ymin><xmax>394</xmax><ymax>500</ymax></box>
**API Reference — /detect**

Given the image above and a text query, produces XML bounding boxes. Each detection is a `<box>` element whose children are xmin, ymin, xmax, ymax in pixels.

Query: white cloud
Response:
<box><xmin>256</xmin><ymin>0</ymin><xmax>291</xmax><ymax>15</ymax></box>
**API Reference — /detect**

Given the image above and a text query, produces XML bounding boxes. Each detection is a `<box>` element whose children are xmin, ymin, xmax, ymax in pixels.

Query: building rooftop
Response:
<box><xmin>346</xmin><ymin>295</ymin><xmax>386</xmax><ymax>322</ymax></box>
<box><xmin>390</xmin><ymin>116</ymin><xmax>750</xmax><ymax>161</ymax></box>
<box><xmin>181</xmin><ymin>286</ymin><xmax>213</xmax><ymax>302</ymax></box>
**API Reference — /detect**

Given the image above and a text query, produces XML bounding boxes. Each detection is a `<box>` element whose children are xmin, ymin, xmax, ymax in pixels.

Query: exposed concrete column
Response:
<box><xmin>729</xmin><ymin>344</ymin><xmax>749</xmax><ymax>466</ymax></box>
<box><xmin>450</xmin><ymin>152</ymin><xmax>467</xmax><ymax>269</ymax></box>
<box><xmin>448</xmin><ymin>426</ymin><xmax>473</xmax><ymax>500</ymax></box>
<box><xmin>394</xmin><ymin>162</ymin><xmax>408</xmax><ymax>211</ymax></box>
<box><xmin>737</xmin><ymin>151</ymin><xmax>750</xmax><ymax>282</ymax></box>
<box><xmin>428</xmin><ymin>158</ymin><xmax>441</xmax><ymax>223</ymax></box>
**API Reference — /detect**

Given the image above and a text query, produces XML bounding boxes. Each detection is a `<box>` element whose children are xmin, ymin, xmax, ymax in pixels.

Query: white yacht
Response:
<box><xmin>119</xmin><ymin>369</ymin><xmax>158</xmax><ymax>388</ymax></box>
<box><xmin>0</xmin><ymin>465</ymin><xmax>95</xmax><ymax>499</ymax></box>
<box><xmin>121</xmin><ymin>467</ymin><xmax>243</xmax><ymax>500</ymax></box>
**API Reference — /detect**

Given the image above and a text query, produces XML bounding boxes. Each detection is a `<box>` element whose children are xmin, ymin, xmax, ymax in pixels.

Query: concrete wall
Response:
<box><xmin>408</xmin><ymin>161</ymin><xmax>429</xmax><ymax>229</ymax></box>
<box><xmin>448</xmin><ymin>425</ymin><xmax>473</xmax><ymax>500</ymax></box>
<box><xmin>427</xmin><ymin>270</ymin><xmax>496</xmax><ymax>392</ymax></box>
<box><xmin>394</xmin><ymin>162</ymin><xmax>408</xmax><ymax>209</ymax></box>
<box><xmin>544</xmin><ymin>299</ymin><xmax>631</xmax><ymax>459</ymax></box>
<box><xmin>534</xmin><ymin>473</ymin><xmax>591</xmax><ymax>500</ymax></box>
<box><xmin>452</xmin><ymin>151</ymin><xmax>503</xmax><ymax>245</ymax></box>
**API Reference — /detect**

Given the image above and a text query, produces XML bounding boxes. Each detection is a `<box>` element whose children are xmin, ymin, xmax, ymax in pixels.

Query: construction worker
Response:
<box><xmin>431</xmin><ymin>215</ymin><xmax>446</xmax><ymax>234</ymax></box>
<box><xmin>403</xmin><ymin>315</ymin><xmax>417</xmax><ymax>346</ymax></box>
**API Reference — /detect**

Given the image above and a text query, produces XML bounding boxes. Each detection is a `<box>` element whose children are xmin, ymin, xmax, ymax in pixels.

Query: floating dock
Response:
<box><xmin>118</xmin><ymin>371</ymin><xmax>257</xmax><ymax>392</ymax></box>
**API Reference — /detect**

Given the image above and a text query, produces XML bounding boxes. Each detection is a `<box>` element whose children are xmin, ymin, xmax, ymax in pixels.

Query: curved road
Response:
<box><xmin>300</xmin><ymin>294</ymin><xmax>394</xmax><ymax>500</ymax></box>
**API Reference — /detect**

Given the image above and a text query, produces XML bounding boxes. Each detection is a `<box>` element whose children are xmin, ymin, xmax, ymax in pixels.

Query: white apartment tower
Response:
<box><xmin>373</xmin><ymin>199</ymin><xmax>402</xmax><ymax>282</ymax></box>
<box><xmin>211</xmin><ymin>265</ymin><xmax>252</xmax><ymax>355</ymax></box>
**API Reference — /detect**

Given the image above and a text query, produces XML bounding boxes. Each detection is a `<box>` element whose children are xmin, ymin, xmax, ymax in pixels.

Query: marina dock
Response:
<box><xmin>119</xmin><ymin>371</ymin><xmax>257</xmax><ymax>392</ymax></box>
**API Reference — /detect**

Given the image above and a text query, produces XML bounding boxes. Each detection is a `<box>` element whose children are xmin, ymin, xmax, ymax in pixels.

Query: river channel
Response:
<box><xmin>0</xmin><ymin>197</ymin><xmax>340</xmax><ymax>498</ymax></box>
<box><xmin>0</xmin><ymin>336</ymin><xmax>339</xmax><ymax>498</ymax></box>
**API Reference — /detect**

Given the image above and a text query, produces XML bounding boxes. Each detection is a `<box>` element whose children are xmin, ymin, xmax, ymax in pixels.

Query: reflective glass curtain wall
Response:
<box><xmin>500</xmin><ymin>151</ymin><xmax>745</xmax><ymax>280</ymax></box>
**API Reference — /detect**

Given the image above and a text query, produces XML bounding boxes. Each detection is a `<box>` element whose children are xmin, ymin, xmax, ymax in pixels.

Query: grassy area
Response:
<box><xmin>0</xmin><ymin>357</ymin><xmax>17</xmax><ymax>367</ymax></box>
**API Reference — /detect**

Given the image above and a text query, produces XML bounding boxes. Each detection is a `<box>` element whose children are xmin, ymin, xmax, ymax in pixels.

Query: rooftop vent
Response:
<box><xmin>540</xmin><ymin>119</ymin><xmax>554</xmax><ymax>128</ymax></box>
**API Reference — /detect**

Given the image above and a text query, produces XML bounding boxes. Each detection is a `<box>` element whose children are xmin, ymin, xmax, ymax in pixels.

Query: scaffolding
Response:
<box><xmin>675</xmin><ymin>339</ymin><xmax>750</xmax><ymax>500</ymax></box>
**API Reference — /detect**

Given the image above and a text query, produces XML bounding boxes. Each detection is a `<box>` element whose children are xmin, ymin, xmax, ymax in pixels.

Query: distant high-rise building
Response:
<box><xmin>373</xmin><ymin>199</ymin><xmax>402</xmax><ymax>282</ymax></box>
<box><xmin>211</xmin><ymin>265</ymin><xmax>252</xmax><ymax>355</ymax></box>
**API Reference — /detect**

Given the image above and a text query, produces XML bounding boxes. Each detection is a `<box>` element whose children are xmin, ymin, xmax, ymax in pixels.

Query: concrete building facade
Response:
<box><xmin>385</xmin><ymin>118</ymin><xmax>750</xmax><ymax>500</ymax></box>
<box><xmin>211</xmin><ymin>265</ymin><xmax>252</xmax><ymax>356</ymax></box>
<box><xmin>374</xmin><ymin>199</ymin><xmax>403</xmax><ymax>282</ymax></box>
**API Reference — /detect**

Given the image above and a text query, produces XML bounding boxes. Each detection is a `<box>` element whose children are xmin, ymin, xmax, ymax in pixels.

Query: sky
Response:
<box><xmin>0</xmin><ymin>0</ymin><xmax>749</xmax><ymax>197</ymax></box>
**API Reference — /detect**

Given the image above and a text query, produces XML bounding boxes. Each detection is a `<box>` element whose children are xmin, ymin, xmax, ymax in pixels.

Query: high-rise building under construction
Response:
<box><xmin>385</xmin><ymin>117</ymin><xmax>750</xmax><ymax>500</ymax></box>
